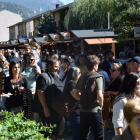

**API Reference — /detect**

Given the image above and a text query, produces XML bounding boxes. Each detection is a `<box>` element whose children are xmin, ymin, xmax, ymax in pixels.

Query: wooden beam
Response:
<box><xmin>81</xmin><ymin>39</ymin><xmax>84</xmax><ymax>53</ymax></box>
<box><xmin>112</xmin><ymin>43</ymin><xmax>115</xmax><ymax>59</ymax></box>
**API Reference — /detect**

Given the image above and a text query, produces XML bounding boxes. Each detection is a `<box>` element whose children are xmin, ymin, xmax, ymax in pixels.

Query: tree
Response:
<box><xmin>36</xmin><ymin>12</ymin><xmax>58</xmax><ymax>37</ymax></box>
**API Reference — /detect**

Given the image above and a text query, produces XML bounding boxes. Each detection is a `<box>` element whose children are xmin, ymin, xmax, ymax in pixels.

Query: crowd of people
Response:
<box><xmin>0</xmin><ymin>43</ymin><xmax>140</xmax><ymax>140</ymax></box>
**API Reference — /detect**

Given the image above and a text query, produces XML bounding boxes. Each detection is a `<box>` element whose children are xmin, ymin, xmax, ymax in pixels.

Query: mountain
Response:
<box><xmin>1</xmin><ymin>0</ymin><xmax>64</xmax><ymax>12</ymax></box>
<box><xmin>0</xmin><ymin>1</ymin><xmax>40</xmax><ymax>20</ymax></box>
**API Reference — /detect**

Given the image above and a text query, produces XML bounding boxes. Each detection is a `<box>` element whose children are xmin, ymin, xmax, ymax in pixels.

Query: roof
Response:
<box><xmin>71</xmin><ymin>29</ymin><xmax>118</xmax><ymax>38</ymax></box>
<box><xmin>8</xmin><ymin>3</ymin><xmax>72</xmax><ymax>28</ymax></box>
<box><xmin>85</xmin><ymin>38</ymin><xmax>118</xmax><ymax>45</ymax></box>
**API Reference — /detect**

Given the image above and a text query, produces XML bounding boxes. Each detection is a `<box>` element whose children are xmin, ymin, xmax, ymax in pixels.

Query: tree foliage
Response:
<box><xmin>36</xmin><ymin>12</ymin><xmax>58</xmax><ymax>37</ymax></box>
<box><xmin>65</xmin><ymin>0</ymin><xmax>140</xmax><ymax>38</ymax></box>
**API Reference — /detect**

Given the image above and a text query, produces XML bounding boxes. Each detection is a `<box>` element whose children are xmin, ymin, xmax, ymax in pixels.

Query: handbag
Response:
<box><xmin>52</xmin><ymin>83</ymin><xmax>77</xmax><ymax>117</ymax></box>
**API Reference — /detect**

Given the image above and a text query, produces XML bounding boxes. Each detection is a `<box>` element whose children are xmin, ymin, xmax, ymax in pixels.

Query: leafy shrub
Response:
<box><xmin>0</xmin><ymin>110</ymin><xmax>55</xmax><ymax>140</ymax></box>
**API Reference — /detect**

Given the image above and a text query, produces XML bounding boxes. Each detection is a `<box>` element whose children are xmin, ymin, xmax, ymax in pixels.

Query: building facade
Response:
<box><xmin>0</xmin><ymin>10</ymin><xmax>22</xmax><ymax>42</ymax></box>
<box><xmin>8</xmin><ymin>3</ymin><xmax>71</xmax><ymax>40</ymax></box>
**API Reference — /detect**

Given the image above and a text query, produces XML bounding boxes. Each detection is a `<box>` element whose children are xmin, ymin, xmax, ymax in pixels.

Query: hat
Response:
<box><xmin>128</xmin><ymin>56</ymin><xmax>140</xmax><ymax>64</ymax></box>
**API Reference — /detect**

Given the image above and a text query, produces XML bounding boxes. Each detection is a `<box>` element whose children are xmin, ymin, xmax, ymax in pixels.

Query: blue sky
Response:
<box><xmin>63</xmin><ymin>0</ymin><xmax>74</xmax><ymax>5</ymax></box>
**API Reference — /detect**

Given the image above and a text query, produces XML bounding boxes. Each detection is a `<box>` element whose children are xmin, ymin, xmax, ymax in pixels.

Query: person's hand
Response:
<box><xmin>1</xmin><ymin>93</ymin><xmax>6</xmax><ymax>98</ymax></box>
<box><xmin>44</xmin><ymin>108</ymin><xmax>50</xmax><ymax>118</ymax></box>
<box><xmin>35</xmin><ymin>68</ymin><xmax>41</xmax><ymax>75</ymax></box>
<box><xmin>18</xmin><ymin>87</ymin><xmax>25</xmax><ymax>92</ymax></box>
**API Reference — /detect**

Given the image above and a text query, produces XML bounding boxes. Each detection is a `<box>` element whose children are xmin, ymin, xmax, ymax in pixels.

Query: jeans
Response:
<box><xmin>68</xmin><ymin>112</ymin><xmax>80</xmax><ymax>140</ymax></box>
<box><xmin>79</xmin><ymin>110</ymin><xmax>104</xmax><ymax>140</ymax></box>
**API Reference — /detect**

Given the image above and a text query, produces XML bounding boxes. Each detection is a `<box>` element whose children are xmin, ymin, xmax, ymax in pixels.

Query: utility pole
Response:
<box><xmin>108</xmin><ymin>12</ymin><xmax>110</xmax><ymax>29</ymax></box>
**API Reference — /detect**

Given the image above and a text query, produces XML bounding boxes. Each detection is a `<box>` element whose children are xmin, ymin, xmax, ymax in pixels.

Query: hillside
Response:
<box><xmin>0</xmin><ymin>1</ymin><xmax>40</xmax><ymax>20</ymax></box>
<box><xmin>1</xmin><ymin>0</ymin><xmax>64</xmax><ymax>11</ymax></box>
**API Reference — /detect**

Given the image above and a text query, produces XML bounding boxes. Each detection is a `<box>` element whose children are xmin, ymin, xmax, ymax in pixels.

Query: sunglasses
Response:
<box><xmin>110</xmin><ymin>69</ymin><xmax>117</xmax><ymax>72</ymax></box>
<box><xmin>27</xmin><ymin>58</ymin><xmax>34</xmax><ymax>61</ymax></box>
<box><xmin>0</xmin><ymin>61</ymin><xmax>4</xmax><ymax>63</ymax></box>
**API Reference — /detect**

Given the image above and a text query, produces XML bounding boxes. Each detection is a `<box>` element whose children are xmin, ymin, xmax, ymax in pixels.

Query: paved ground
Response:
<box><xmin>58</xmin><ymin>119</ymin><xmax>115</xmax><ymax>140</ymax></box>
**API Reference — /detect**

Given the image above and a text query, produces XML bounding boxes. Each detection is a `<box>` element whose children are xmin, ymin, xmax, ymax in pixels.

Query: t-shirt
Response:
<box><xmin>75</xmin><ymin>65</ymin><xmax>88</xmax><ymax>75</ymax></box>
<box><xmin>99</xmin><ymin>70</ymin><xmax>110</xmax><ymax>89</ymax></box>
<box><xmin>102</xmin><ymin>60</ymin><xmax>111</xmax><ymax>76</ymax></box>
<box><xmin>66</xmin><ymin>81</ymin><xmax>81</xmax><ymax>115</ymax></box>
<box><xmin>25</xmin><ymin>65</ymin><xmax>41</xmax><ymax>91</ymax></box>
<box><xmin>59</xmin><ymin>66</ymin><xmax>66</xmax><ymax>85</ymax></box>
<box><xmin>75</xmin><ymin>72</ymin><xmax>103</xmax><ymax>113</ymax></box>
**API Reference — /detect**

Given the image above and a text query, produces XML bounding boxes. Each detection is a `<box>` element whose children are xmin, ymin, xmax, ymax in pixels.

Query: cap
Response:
<box><xmin>128</xmin><ymin>56</ymin><xmax>140</xmax><ymax>64</ymax></box>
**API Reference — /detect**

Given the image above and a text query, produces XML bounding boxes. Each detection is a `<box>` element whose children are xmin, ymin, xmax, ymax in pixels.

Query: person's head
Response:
<box><xmin>60</xmin><ymin>55</ymin><xmax>66</xmax><ymax>64</ymax></box>
<box><xmin>0</xmin><ymin>56</ymin><xmax>8</xmax><ymax>67</ymax></box>
<box><xmin>26</xmin><ymin>53</ymin><xmax>35</xmax><ymax>66</ymax></box>
<box><xmin>104</xmin><ymin>49</ymin><xmax>113</xmax><ymax>61</ymax></box>
<box><xmin>46</xmin><ymin>59</ymin><xmax>60</xmax><ymax>74</ymax></box>
<box><xmin>24</xmin><ymin>44</ymin><xmax>31</xmax><ymax>54</ymax></box>
<box><xmin>85</xmin><ymin>55</ymin><xmax>100</xmax><ymax>72</ymax></box>
<box><xmin>63</xmin><ymin>57</ymin><xmax>72</xmax><ymax>69</ymax></box>
<box><xmin>9</xmin><ymin>61</ymin><xmax>22</xmax><ymax>79</ymax></box>
<box><xmin>118</xmin><ymin>72</ymin><xmax>139</xmax><ymax>97</ymax></box>
<box><xmin>124</xmin><ymin>98</ymin><xmax>140</xmax><ymax>135</ymax></box>
<box><xmin>119</xmin><ymin>51</ymin><xmax>126</xmax><ymax>60</ymax></box>
<box><xmin>18</xmin><ymin>52</ymin><xmax>23</xmax><ymax>59</ymax></box>
<box><xmin>127</xmin><ymin>56</ymin><xmax>140</xmax><ymax>73</ymax></box>
<box><xmin>51</xmin><ymin>54</ymin><xmax>59</xmax><ymax>60</ymax></box>
<box><xmin>110</xmin><ymin>61</ymin><xmax>125</xmax><ymax>79</ymax></box>
<box><xmin>95</xmin><ymin>52</ymin><xmax>103</xmax><ymax>61</ymax></box>
<box><xmin>31</xmin><ymin>42</ymin><xmax>41</xmax><ymax>50</ymax></box>
<box><xmin>7</xmin><ymin>49</ymin><xmax>11</xmax><ymax>57</ymax></box>
<box><xmin>127</xmin><ymin>50</ymin><xmax>137</xmax><ymax>59</ymax></box>
<box><xmin>77</xmin><ymin>54</ymin><xmax>87</xmax><ymax>66</ymax></box>
<box><xmin>65</xmin><ymin>67</ymin><xmax>81</xmax><ymax>88</ymax></box>
<box><xmin>11</xmin><ymin>51</ymin><xmax>17</xmax><ymax>57</ymax></box>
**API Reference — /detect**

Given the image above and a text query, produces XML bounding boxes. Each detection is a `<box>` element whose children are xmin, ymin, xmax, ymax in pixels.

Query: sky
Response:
<box><xmin>62</xmin><ymin>0</ymin><xmax>74</xmax><ymax>5</ymax></box>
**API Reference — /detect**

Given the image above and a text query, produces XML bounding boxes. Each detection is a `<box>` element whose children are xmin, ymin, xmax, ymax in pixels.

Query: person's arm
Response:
<box><xmin>70</xmin><ymin>89</ymin><xmax>81</xmax><ymax>101</ymax></box>
<box><xmin>37</xmin><ymin>89</ymin><xmax>50</xmax><ymax>118</ymax></box>
<box><xmin>34</xmin><ymin>65</ymin><xmax>41</xmax><ymax>75</ymax></box>
<box><xmin>97</xmin><ymin>90</ymin><xmax>103</xmax><ymax>108</ymax></box>
<box><xmin>116</xmin><ymin>127</ymin><xmax>123</xmax><ymax>135</ymax></box>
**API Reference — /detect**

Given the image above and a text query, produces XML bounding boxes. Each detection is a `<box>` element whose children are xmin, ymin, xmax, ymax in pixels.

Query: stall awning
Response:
<box><xmin>84</xmin><ymin>38</ymin><xmax>118</xmax><ymax>45</ymax></box>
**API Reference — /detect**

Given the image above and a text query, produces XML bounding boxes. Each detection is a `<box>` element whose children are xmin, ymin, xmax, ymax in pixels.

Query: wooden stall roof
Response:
<box><xmin>71</xmin><ymin>29</ymin><xmax>118</xmax><ymax>39</ymax></box>
<box><xmin>84</xmin><ymin>38</ymin><xmax>118</xmax><ymax>45</ymax></box>
<box><xmin>34</xmin><ymin>37</ymin><xmax>47</xmax><ymax>43</ymax></box>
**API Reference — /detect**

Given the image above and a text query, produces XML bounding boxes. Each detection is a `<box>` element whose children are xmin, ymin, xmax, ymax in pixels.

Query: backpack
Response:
<box><xmin>80</xmin><ymin>71</ymin><xmax>102</xmax><ymax>110</ymax></box>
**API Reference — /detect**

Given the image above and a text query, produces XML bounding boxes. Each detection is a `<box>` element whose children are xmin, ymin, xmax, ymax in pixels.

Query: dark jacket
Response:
<box><xmin>112</xmin><ymin>126</ymin><xmax>133</xmax><ymax>140</ymax></box>
<box><xmin>80</xmin><ymin>71</ymin><xmax>102</xmax><ymax>110</ymax></box>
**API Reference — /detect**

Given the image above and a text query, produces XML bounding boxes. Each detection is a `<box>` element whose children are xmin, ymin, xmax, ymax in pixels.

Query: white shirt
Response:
<box><xmin>112</xmin><ymin>93</ymin><xmax>128</xmax><ymax>135</ymax></box>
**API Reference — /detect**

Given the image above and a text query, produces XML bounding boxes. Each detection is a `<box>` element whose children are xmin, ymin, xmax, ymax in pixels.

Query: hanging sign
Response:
<box><xmin>14</xmin><ymin>39</ymin><xmax>18</xmax><ymax>44</ymax></box>
<box><xmin>64</xmin><ymin>31</ymin><xmax>70</xmax><ymax>39</ymax></box>
<box><xmin>134</xmin><ymin>24</ymin><xmax>140</xmax><ymax>38</ymax></box>
<box><xmin>54</xmin><ymin>33</ymin><xmax>59</xmax><ymax>41</ymax></box>
<box><xmin>24</xmin><ymin>39</ymin><xmax>28</xmax><ymax>44</ymax></box>
<box><xmin>43</xmin><ymin>34</ymin><xmax>48</xmax><ymax>41</ymax></box>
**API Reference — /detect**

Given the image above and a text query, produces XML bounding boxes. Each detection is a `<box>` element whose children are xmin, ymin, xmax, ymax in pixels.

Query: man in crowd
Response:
<box><xmin>34</xmin><ymin>59</ymin><xmax>64</xmax><ymax>140</ymax></box>
<box><xmin>102</xmin><ymin>49</ymin><xmax>113</xmax><ymax>78</ymax></box>
<box><xmin>5</xmin><ymin>49</ymin><xmax>12</xmax><ymax>62</ymax></box>
<box><xmin>9</xmin><ymin>51</ymin><xmax>21</xmax><ymax>63</ymax></box>
<box><xmin>115</xmin><ymin>51</ymin><xmax>126</xmax><ymax>64</ymax></box>
<box><xmin>127</xmin><ymin>56</ymin><xmax>140</xmax><ymax>75</ymax></box>
<box><xmin>22</xmin><ymin>53</ymin><xmax>41</xmax><ymax>92</ymax></box>
<box><xmin>71</xmin><ymin>55</ymin><xmax>104</xmax><ymax>140</ymax></box>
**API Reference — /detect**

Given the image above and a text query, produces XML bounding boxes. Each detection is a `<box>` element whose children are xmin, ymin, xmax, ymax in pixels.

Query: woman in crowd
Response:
<box><xmin>105</xmin><ymin>61</ymin><xmax>125</xmax><ymax>97</ymax></box>
<box><xmin>113</xmin><ymin>98</ymin><xmax>140</xmax><ymax>140</ymax></box>
<box><xmin>75</xmin><ymin>54</ymin><xmax>87</xmax><ymax>75</ymax></box>
<box><xmin>59</xmin><ymin>57</ymin><xmax>72</xmax><ymax>85</ymax></box>
<box><xmin>112</xmin><ymin>72</ymin><xmax>140</xmax><ymax>135</ymax></box>
<box><xmin>64</xmin><ymin>67</ymin><xmax>81</xmax><ymax>140</ymax></box>
<box><xmin>0</xmin><ymin>56</ymin><xmax>9</xmax><ymax>110</ymax></box>
<box><xmin>2</xmin><ymin>61</ymin><xmax>33</xmax><ymax>118</ymax></box>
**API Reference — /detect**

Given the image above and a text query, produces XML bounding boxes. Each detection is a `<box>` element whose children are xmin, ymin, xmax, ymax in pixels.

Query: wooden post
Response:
<box><xmin>81</xmin><ymin>39</ymin><xmax>84</xmax><ymax>53</ymax></box>
<box><xmin>112</xmin><ymin>43</ymin><xmax>115</xmax><ymax>59</ymax></box>
<box><xmin>134</xmin><ymin>40</ymin><xmax>138</xmax><ymax>51</ymax></box>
